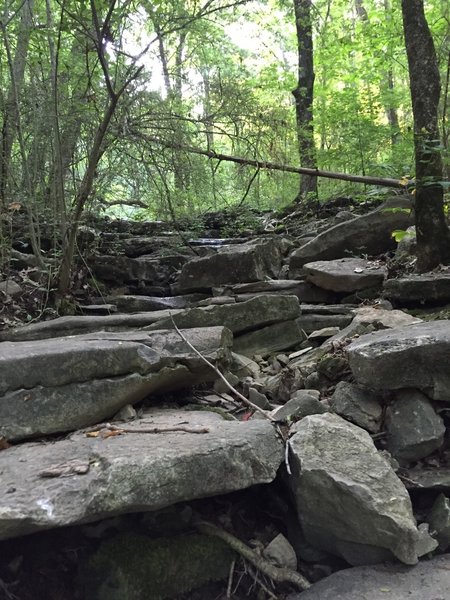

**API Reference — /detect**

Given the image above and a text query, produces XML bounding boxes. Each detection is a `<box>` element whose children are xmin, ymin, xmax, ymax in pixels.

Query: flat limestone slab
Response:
<box><xmin>0</xmin><ymin>409</ymin><xmax>284</xmax><ymax>540</ymax></box>
<box><xmin>144</xmin><ymin>294</ymin><xmax>301</xmax><ymax>336</ymax></box>
<box><xmin>347</xmin><ymin>320</ymin><xmax>450</xmax><ymax>401</ymax></box>
<box><xmin>0</xmin><ymin>311</ymin><xmax>185</xmax><ymax>342</ymax></box>
<box><xmin>287</xmin><ymin>554</ymin><xmax>450</xmax><ymax>600</ymax></box>
<box><xmin>0</xmin><ymin>327</ymin><xmax>232</xmax><ymax>441</ymax></box>
<box><xmin>304</xmin><ymin>258</ymin><xmax>386</xmax><ymax>293</ymax></box>
<box><xmin>384</xmin><ymin>273</ymin><xmax>450</xmax><ymax>304</ymax></box>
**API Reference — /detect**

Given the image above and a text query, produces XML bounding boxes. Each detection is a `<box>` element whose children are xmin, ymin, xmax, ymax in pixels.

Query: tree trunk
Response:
<box><xmin>0</xmin><ymin>0</ymin><xmax>35</xmax><ymax>207</ymax></box>
<box><xmin>292</xmin><ymin>0</ymin><xmax>317</xmax><ymax>201</ymax></box>
<box><xmin>401</xmin><ymin>0</ymin><xmax>450</xmax><ymax>271</ymax></box>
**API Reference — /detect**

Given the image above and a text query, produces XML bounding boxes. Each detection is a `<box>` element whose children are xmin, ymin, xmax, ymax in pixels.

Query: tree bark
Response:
<box><xmin>0</xmin><ymin>0</ymin><xmax>35</xmax><ymax>207</ymax></box>
<box><xmin>292</xmin><ymin>0</ymin><xmax>317</xmax><ymax>200</ymax></box>
<box><xmin>401</xmin><ymin>0</ymin><xmax>450</xmax><ymax>271</ymax></box>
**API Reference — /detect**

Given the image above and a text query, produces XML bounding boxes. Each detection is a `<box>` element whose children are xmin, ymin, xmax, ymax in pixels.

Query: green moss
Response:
<box><xmin>81</xmin><ymin>532</ymin><xmax>235</xmax><ymax>600</ymax></box>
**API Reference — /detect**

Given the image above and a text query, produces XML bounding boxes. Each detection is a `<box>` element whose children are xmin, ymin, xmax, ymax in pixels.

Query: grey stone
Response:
<box><xmin>330</xmin><ymin>381</ymin><xmax>383</xmax><ymax>433</ymax></box>
<box><xmin>176</xmin><ymin>238</ymin><xmax>283</xmax><ymax>292</ymax></box>
<box><xmin>79</xmin><ymin>304</ymin><xmax>117</xmax><ymax>315</ymax></box>
<box><xmin>106</xmin><ymin>294</ymin><xmax>205</xmax><ymax>313</ymax></box>
<box><xmin>296</xmin><ymin>313</ymin><xmax>353</xmax><ymax>335</ymax></box>
<box><xmin>347</xmin><ymin>321</ymin><xmax>450</xmax><ymax>401</ymax></box>
<box><xmin>427</xmin><ymin>493</ymin><xmax>450</xmax><ymax>550</ymax></box>
<box><xmin>214</xmin><ymin>280</ymin><xmax>338</xmax><ymax>304</ymax></box>
<box><xmin>213</xmin><ymin>371</ymin><xmax>240</xmax><ymax>394</ymax></box>
<box><xmin>113</xmin><ymin>404</ymin><xmax>138</xmax><ymax>422</ymax></box>
<box><xmin>402</xmin><ymin>466</ymin><xmax>450</xmax><ymax>492</ymax></box>
<box><xmin>316</xmin><ymin>355</ymin><xmax>349</xmax><ymax>381</ymax></box>
<box><xmin>384</xmin><ymin>272</ymin><xmax>450</xmax><ymax>304</ymax></box>
<box><xmin>286</xmin><ymin>554</ymin><xmax>450</xmax><ymax>600</ymax></box>
<box><xmin>249</xmin><ymin>387</ymin><xmax>271</xmax><ymax>409</ymax></box>
<box><xmin>308</xmin><ymin>326</ymin><xmax>340</xmax><ymax>339</ymax></box>
<box><xmin>233</xmin><ymin>318</ymin><xmax>306</xmax><ymax>357</ymax></box>
<box><xmin>230</xmin><ymin>352</ymin><xmax>261</xmax><ymax>379</ymax></box>
<box><xmin>0</xmin><ymin>279</ymin><xmax>22</xmax><ymax>297</ymax></box>
<box><xmin>0</xmin><ymin>311</ymin><xmax>185</xmax><ymax>342</ymax></box>
<box><xmin>416</xmin><ymin>522</ymin><xmax>439</xmax><ymax>556</ymax></box>
<box><xmin>145</xmin><ymin>294</ymin><xmax>301</xmax><ymax>336</ymax></box>
<box><xmin>289</xmin><ymin>197</ymin><xmax>412</xmax><ymax>275</ymax></box>
<box><xmin>90</xmin><ymin>254</ymin><xmax>161</xmax><ymax>283</ymax></box>
<box><xmin>272</xmin><ymin>391</ymin><xmax>327</xmax><ymax>423</ymax></box>
<box><xmin>384</xmin><ymin>390</ymin><xmax>445</xmax><ymax>463</ymax></box>
<box><xmin>262</xmin><ymin>533</ymin><xmax>297</xmax><ymax>570</ymax></box>
<box><xmin>0</xmin><ymin>408</ymin><xmax>284</xmax><ymax>540</ymax></box>
<box><xmin>289</xmin><ymin>413</ymin><xmax>421</xmax><ymax>565</ymax></box>
<box><xmin>0</xmin><ymin>327</ymin><xmax>232</xmax><ymax>441</ymax></box>
<box><xmin>304</xmin><ymin>258</ymin><xmax>386</xmax><ymax>293</ymax></box>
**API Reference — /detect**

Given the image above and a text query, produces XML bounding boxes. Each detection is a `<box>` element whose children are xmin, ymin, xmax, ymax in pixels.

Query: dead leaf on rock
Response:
<box><xmin>0</xmin><ymin>437</ymin><xmax>11</xmax><ymax>450</ymax></box>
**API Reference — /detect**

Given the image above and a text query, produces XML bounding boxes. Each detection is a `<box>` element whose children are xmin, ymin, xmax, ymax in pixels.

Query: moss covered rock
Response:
<box><xmin>81</xmin><ymin>532</ymin><xmax>235</xmax><ymax>600</ymax></box>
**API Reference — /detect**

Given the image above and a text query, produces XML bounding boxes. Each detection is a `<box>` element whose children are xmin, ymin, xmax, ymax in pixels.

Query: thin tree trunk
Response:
<box><xmin>0</xmin><ymin>0</ymin><xmax>35</xmax><ymax>207</ymax></box>
<box><xmin>402</xmin><ymin>0</ymin><xmax>450</xmax><ymax>271</ymax></box>
<box><xmin>292</xmin><ymin>0</ymin><xmax>317</xmax><ymax>201</ymax></box>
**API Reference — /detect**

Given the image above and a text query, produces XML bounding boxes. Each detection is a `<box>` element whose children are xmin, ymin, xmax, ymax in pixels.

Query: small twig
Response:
<box><xmin>85</xmin><ymin>424</ymin><xmax>209</xmax><ymax>436</ymax></box>
<box><xmin>169</xmin><ymin>313</ymin><xmax>277</xmax><ymax>423</ymax></box>
<box><xmin>247</xmin><ymin>564</ymin><xmax>279</xmax><ymax>600</ymax></box>
<box><xmin>194</xmin><ymin>519</ymin><xmax>311</xmax><ymax>591</ymax></box>
<box><xmin>226</xmin><ymin>559</ymin><xmax>235</xmax><ymax>599</ymax></box>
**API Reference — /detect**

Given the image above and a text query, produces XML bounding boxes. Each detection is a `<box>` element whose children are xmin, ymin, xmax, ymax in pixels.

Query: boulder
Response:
<box><xmin>0</xmin><ymin>327</ymin><xmax>232</xmax><ymax>441</ymax></box>
<box><xmin>304</xmin><ymin>258</ymin><xmax>386</xmax><ymax>293</ymax></box>
<box><xmin>286</xmin><ymin>554</ymin><xmax>450</xmax><ymax>600</ymax></box>
<box><xmin>384</xmin><ymin>389</ymin><xmax>445</xmax><ymax>463</ymax></box>
<box><xmin>175</xmin><ymin>238</ymin><xmax>283</xmax><ymax>292</ymax></box>
<box><xmin>145</xmin><ymin>294</ymin><xmax>301</xmax><ymax>336</ymax></box>
<box><xmin>89</xmin><ymin>255</ymin><xmax>160</xmax><ymax>283</ymax></box>
<box><xmin>0</xmin><ymin>408</ymin><xmax>283</xmax><ymax>540</ymax></box>
<box><xmin>383</xmin><ymin>272</ymin><xmax>450</xmax><ymax>305</ymax></box>
<box><xmin>233</xmin><ymin>319</ymin><xmax>306</xmax><ymax>357</ymax></box>
<box><xmin>288</xmin><ymin>413</ymin><xmax>421</xmax><ymax>565</ymax></box>
<box><xmin>272</xmin><ymin>390</ymin><xmax>327</xmax><ymax>422</ymax></box>
<box><xmin>347</xmin><ymin>321</ymin><xmax>450</xmax><ymax>401</ymax></box>
<box><xmin>330</xmin><ymin>382</ymin><xmax>383</xmax><ymax>433</ymax></box>
<box><xmin>289</xmin><ymin>198</ymin><xmax>412</xmax><ymax>276</ymax></box>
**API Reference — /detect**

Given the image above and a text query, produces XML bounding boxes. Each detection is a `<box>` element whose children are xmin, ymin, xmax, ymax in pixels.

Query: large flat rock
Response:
<box><xmin>289</xmin><ymin>413</ymin><xmax>421</xmax><ymax>565</ymax></box>
<box><xmin>383</xmin><ymin>273</ymin><xmax>450</xmax><ymax>304</ymax></box>
<box><xmin>0</xmin><ymin>311</ymin><xmax>185</xmax><ymax>342</ymax></box>
<box><xmin>287</xmin><ymin>554</ymin><xmax>450</xmax><ymax>600</ymax></box>
<box><xmin>0</xmin><ymin>327</ymin><xmax>232</xmax><ymax>441</ymax></box>
<box><xmin>347</xmin><ymin>321</ymin><xmax>450</xmax><ymax>401</ymax></box>
<box><xmin>289</xmin><ymin>198</ymin><xmax>412</xmax><ymax>276</ymax></box>
<box><xmin>304</xmin><ymin>258</ymin><xmax>386</xmax><ymax>293</ymax></box>
<box><xmin>144</xmin><ymin>294</ymin><xmax>301</xmax><ymax>336</ymax></box>
<box><xmin>0</xmin><ymin>409</ymin><xmax>284</xmax><ymax>540</ymax></box>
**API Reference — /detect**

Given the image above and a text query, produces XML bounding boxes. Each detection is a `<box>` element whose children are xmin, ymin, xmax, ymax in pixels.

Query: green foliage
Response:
<box><xmin>0</xmin><ymin>0</ymin><xmax>449</xmax><ymax>237</ymax></box>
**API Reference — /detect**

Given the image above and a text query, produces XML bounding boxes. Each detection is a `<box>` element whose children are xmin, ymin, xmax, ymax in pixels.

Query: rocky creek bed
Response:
<box><xmin>1</xmin><ymin>196</ymin><xmax>450</xmax><ymax>599</ymax></box>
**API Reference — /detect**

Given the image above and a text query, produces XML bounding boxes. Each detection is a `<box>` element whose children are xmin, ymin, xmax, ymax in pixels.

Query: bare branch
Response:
<box><xmin>194</xmin><ymin>519</ymin><xmax>311</xmax><ymax>591</ymax></box>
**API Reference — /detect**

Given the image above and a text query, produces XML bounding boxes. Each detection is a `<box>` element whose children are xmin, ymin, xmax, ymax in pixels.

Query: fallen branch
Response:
<box><xmin>194</xmin><ymin>519</ymin><xmax>311</xmax><ymax>591</ymax></box>
<box><xmin>137</xmin><ymin>133</ymin><xmax>410</xmax><ymax>189</ymax></box>
<box><xmin>169</xmin><ymin>314</ymin><xmax>277</xmax><ymax>423</ymax></box>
